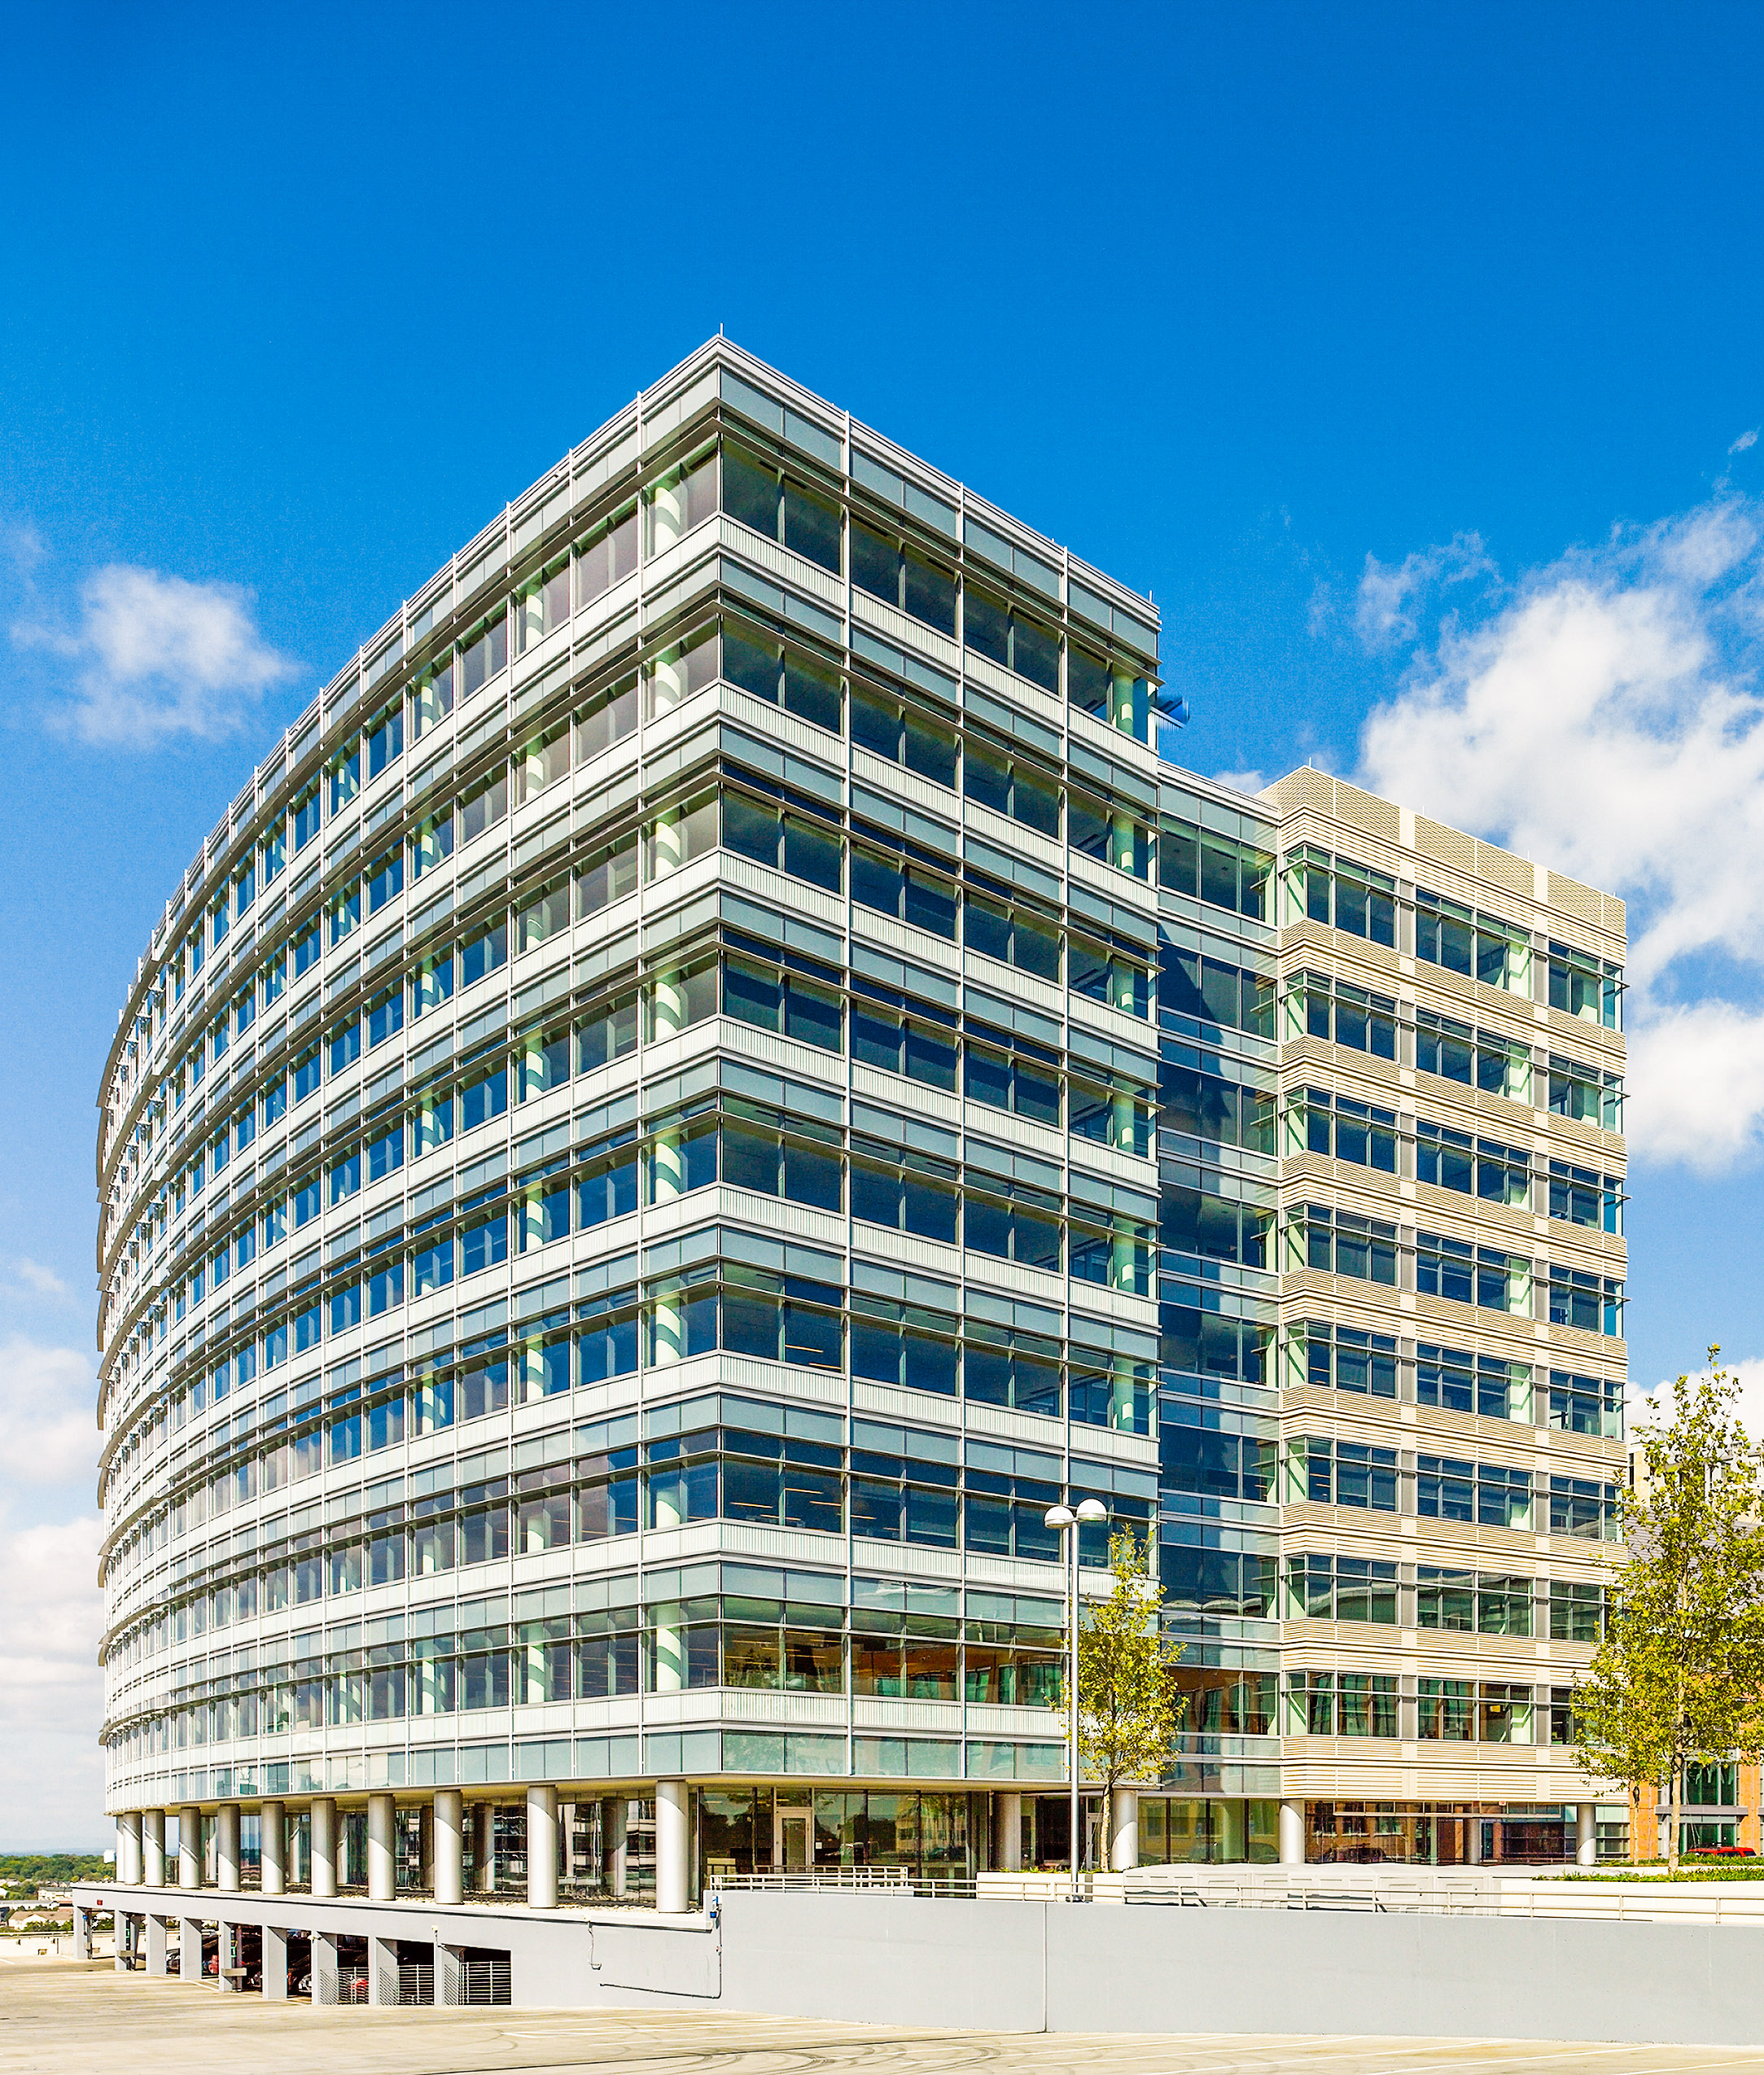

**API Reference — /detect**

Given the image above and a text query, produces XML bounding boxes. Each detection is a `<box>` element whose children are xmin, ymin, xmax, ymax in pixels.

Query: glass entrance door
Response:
<box><xmin>776</xmin><ymin>1804</ymin><xmax>811</xmax><ymax>1871</ymax></box>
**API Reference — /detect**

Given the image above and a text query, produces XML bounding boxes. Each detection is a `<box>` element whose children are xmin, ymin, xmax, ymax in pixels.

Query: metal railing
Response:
<box><xmin>708</xmin><ymin>1868</ymin><xmax>977</xmax><ymax>1898</ymax></box>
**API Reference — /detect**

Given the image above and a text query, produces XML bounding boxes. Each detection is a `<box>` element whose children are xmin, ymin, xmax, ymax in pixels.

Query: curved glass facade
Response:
<box><xmin>96</xmin><ymin>340</ymin><xmax>1628</xmax><ymax>1902</ymax></box>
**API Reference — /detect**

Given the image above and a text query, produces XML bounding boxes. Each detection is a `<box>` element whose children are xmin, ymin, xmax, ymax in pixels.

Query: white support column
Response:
<box><xmin>260</xmin><ymin>1801</ymin><xmax>286</xmax><ymax>1896</ymax></box>
<box><xmin>144</xmin><ymin>1914</ymin><xmax>169</xmax><ymax>1977</ymax></box>
<box><xmin>1278</xmin><ymin>1799</ymin><xmax>1306</xmax><ymax>1867</ymax></box>
<box><xmin>433</xmin><ymin>1789</ymin><xmax>464</xmax><ymax>1906</ymax></box>
<box><xmin>1469</xmin><ymin>1814</ymin><xmax>1484</xmax><ymax>1863</ymax></box>
<box><xmin>436</xmin><ymin>1941</ymin><xmax>464</xmax><ymax>2007</ymax></box>
<box><xmin>143</xmin><ymin>1809</ymin><xmax>165</xmax><ymax>1889</ymax></box>
<box><xmin>996</xmin><ymin>1792</ymin><xmax>1022</xmax><ymax>1871</ymax></box>
<box><xmin>655</xmin><ymin>1780</ymin><xmax>689</xmax><ymax>1915</ymax></box>
<box><xmin>216</xmin><ymin>1805</ymin><xmax>240</xmax><ymax>1893</ymax></box>
<box><xmin>366</xmin><ymin>1793</ymin><xmax>396</xmax><ymax>1902</ymax></box>
<box><xmin>177</xmin><ymin>1915</ymin><xmax>200</xmax><ymax>1978</ymax></box>
<box><xmin>607</xmin><ymin>1797</ymin><xmax>629</xmax><ymax>1899</ymax></box>
<box><xmin>473</xmin><ymin>1801</ymin><xmax>495</xmax><ymax>1893</ymax></box>
<box><xmin>216</xmin><ymin>1919</ymin><xmax>237</xmax><ymax>1989</ymax></box>
<box><xmin>114</xmin><ymin>1911</ymin><xmax>133</xmax><ymax>1971</ymax></box>
<box><xmin>310</xmin><ymin>1798</ymin><xmax>338</xmax><ymax>1899</ymax></box>
<box><xmin>262</xmin><ymin>1922</ymin><xmax>287</xmax><ymax>2000</ymax></box>
<box><xmin>178</xmin><ymin>1806</ymin><xmax>201</xmax><ymax>1890</ymax></box>
<box><xmin>118</xmin><ymin>1811</ymin><xmax>142</xmax><ymax>1886</ymax></box>
<box><xmin>309</xmin><ymin>1928</ymin><xmax>338</xmax><ymax>2006</ymax></box>
<box><xmin>367</xmin><ymin>1932</ymin><xmax>397</xmax><ymax>2006</ymax></box>
<box><xmin>1578</xmin><ymin>1803</ymin><xmax>1598</xmax><ymax>1867</ymax></box>
<box><xmin>527</xmin><ymin>1784</ymin><xmax>558</xmax><ymax>1910</ymax></box>
<box><xmin>1110</xmin><ymin>1788</ymin><xmax>1139</xmax><ymax>1871</ymax></box>
<box><xmin>72</xmin><ymin>1907</ymin><xmax>92</xmax><ymax>1961</ymax></box>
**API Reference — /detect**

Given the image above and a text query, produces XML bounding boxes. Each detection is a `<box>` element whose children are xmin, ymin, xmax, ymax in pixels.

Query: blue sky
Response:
<box><xmin>5</xmin><ymin>1</ymin><xmax>1763</xmax><ymax>1846</ymax></box>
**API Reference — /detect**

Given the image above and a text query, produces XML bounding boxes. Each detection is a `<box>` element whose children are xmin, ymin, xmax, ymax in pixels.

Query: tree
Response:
<box><xmin>1058</xmin><ymin>1530</ymin><xmax>1184</xmax><ymax>1837</ymax></box>
<box><xmin>1574</xmin><ymin>1350</ymin><xmax>1764</xmax><ymax>1875</ymax></box>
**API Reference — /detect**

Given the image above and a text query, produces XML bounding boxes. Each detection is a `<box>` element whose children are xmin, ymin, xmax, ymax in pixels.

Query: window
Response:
<box><xmin>292</xmin><ymin>784</ymin><xmax>320</xmax><ymax>851</ymax></box>
<box><xmin>1418</xmin><ymin>1679</ymin><xmax>1473</xmax><ymax>1740</ymax></box>
<box><xmin>1300</xmin><ymin>1322</ymin><xmax>1396</xmax><ymax>1398</ymax></box>
<box><xmin>461</xmin><ymin>914</ymin><xmax>507</xmax><ymax>986</ymax></box>
<box><xmin>1416</xmin><ymin>1122</ymin><xmax>1531</xmax><ymax>1206</ymax></box>
<box><xmin>1550</xmin><ymin>1475</ymin><xmax>1617</xmax><ymax>1539</ymax></box>
<box><xmin>576</xmin><ymin>988</ymin><xmax>638</xmax><ymax>1070</ymax></box>
<box><xmin>459</xmin><ymin>764</ymin><xmax>508</xmax><ymax>845</ymax></box>
<box><xmin>1070</xmin><ymin>1075</ymin><xmax>1156</xmax><ymax>1158</ymax></box>
<box><xmin>849</xmin><ymin>1302</ymin><xmax>958</xmax><ymax>1399</ymax></box>
<box><xmin>1416</xmin><ymin>891</ymin><xmax>1529</xmax><ymax>993</ymax></box>
<box><xmin>965</xmin><ymin>1186</ymin><xmax>1063</xmax><ymax>1274</ymax></box>
<box><xmin>414</xmin><ymin>655</ymin><xmax>453</xmax><ymax>738</ymax></box>
<box><xmin>963</xmin><ymin>1040</ymin><xmax>1061</xmax><ymax>1126</ymax></box>
<box><xmin>576</xmin><ymin>505</ymin><xmax>638</xmax><ymax>606</ymax></box>
<box><xmin>643</xmin><ymin>787</ymin><xmax>717</xmax><ymax>880</ymax></box>
<box><xmin>1295</xmin><ymin>848</ymin><xmax>1395</xmax><ymax>946</ymax></box>
<box><xmin>1070</xmin><ymin>643</ymin><xmax>1157</xmax><ymax>746</ymax></box>
<box><xmin>962</xmin><ymin>581</ymin><xmax>1059</xmax><ymax>692</ymax></box>
<box><xmin>964</xmin><ymin>891</ymin><xmax>1061</xmax><ymax>980</ymax></box>
<box><xmin>1299</xmin><ymin>1089</ymin><xmax>1397</xmax><ymax>1171</ymax></box>
<box><xmin>851</xmin><ymin>996</ymin><xmax>957</xmax><ymax>1092</ymax></box>
<box><xmin>517</xmin><ymin>872</ymin><xmax>571</xmax><ymax>953</ymax></box>
<box><xmin>1417</xmin><ymin>1233</ymin><xmax>1527</xmax><ymax>1315</ymax></box>
<box><xmin>1287</xmin><ymin>1554</ymin><xmax>1398</xmax><ymax>1624</ymax></box>
<box><xmin>328</xmin><ymin>741</ymin><xmax>360</xmax><ymax>816</ymax></box>
<box><xmin>291</xmin><ymin>917</ymin><xmax>320</xmax><ymax>979</ymax></box>
<box><xmin>366</xmin><ymin>845</ymin><xmax>403</xmax><ymax>916</ymax></box>
<box><xmin>409</xmin><ymin>804</ymin><xmax>453</xmax><ymax>882</ymax></box>
<box><xmin>963</xmin><ymin>737</ymin><xmax>1061</xmax><ymax>838</ymax></box>
<box><xmin>1548</xmin><ymin>1265</ymin><xmax>1623</xmax><ymax>1337</ymax></box>
<box><xmin>328</xmin><ymin>881</ymin><xmax>361</xmax><ymax>946</ymax></box>
<box><xmin>1294</xmin><ymin>973</ymin><xmax>1395</xmax><ymax>1057</ymax></box>
<box><xmin>851</xmin><ymin>843</ymin><xmax>956</xmax><ymax>940</ymax></box>
<box><xmin>515</xmin><ymin>553</ymin><xmax>571</xmax><ymax>654</ymax></box>
<box><xmin>1070</xmin><ymin>804</ymin><xmax>1162</xmax><ymax>906</ymax></box>
<box><xmin>513</xmin><ymin>718</ymin><xmax>570</xmax><ymax>804</ymax></box>
<box><xmin>575</xmin><ymin>671</ymin><xmax>638</xmax><ymax>763</ymax></box>
<box><xmin>1298</xmin><ymin>1205</ymin><xmax>1397</xmax><ymax>1285</ymax></box>
<box><xmin>1549</xmin><ymin>1055</ymin><xmax>1623</xmax><ymax>1131</ymax></box>
<box><xmin>1417</xmin><ymin>1343</ymin><xmax>1530</xmax><ymax>1421</ymax></box>
<box><xmin>1159</xmin><ymin>944</ymin><xmax>1274</xmax><ymax>1039</ymax></box>
<box><xmin>1069</xmin><ymin>935</ymin><xmax>1149</xmax><ymax>1020</ymax></box>
<box><xmin>720</xmin><ymin>787</ymin><xmax>843</xmax><ymax>893</ymax></box>
<box><xmin>1160</xmin><ymin>1062</ymin><xmax>1276</xmax><ymax>1154</ymax></box>
<box><xmin>851</xmin><ymin>517</ymin><xmax>956</xmax><ymax>635</ymax></box>
<box><xmin>849</xmin><ymin>682</ymin><xmax>958</xmax><ymax>788</ymax></box>
<box><xmin>1548</xmin><ymin>1161</ymin><xmax>1623</xmax><ymax>1234</ymax></box>
<box><xmin>459</xmin><ymin>612</ymin><xmax>508</xmax><ymax>698</ymax></box>
<box><xmin>1548</xmin><ymin>941</ymin><xmax>1622</xmax><ymax>1028</ymax></box>
<box><xmin>1301</xmin><ymin>1437</ymin><xmax>1398</xmax><ymax>1511</ymax></box>
<box><xmin>720</xmin><ymin>621</ymin><xmax>843</xmax><ymax>734</ymax></box>
<box><xmin>645</xmin><ymin>956</ymin><xmax>718</xmax><ymax>1041</ymax></box>
<box><xmin>1413</xmin><ymin>1009</ymin><xmax>1530</xmax><ymax>1100</ymax></box>
<box><xmin>1549</xmin><ymin>1369</ymin><xmax>1622</xmax><ymax>1438</ymax></box>
<box><xmin>365</xmin><ymin>699</ymin><xmax>402</xmax><ymax>781</ymax></box>
<box><xmin>723</xmin><ymin>957</ymin><xmax>843</xmax><ymax>1052</ymax></box>
<box><xmin>1550</xmin><ymin>1579</ymin><xmax>1604</xmax><ymax>1642</ymax></box>
<box><xmin>720</xmin><ymin>441</ymin><xmax>843</xmax><ymax>573</ymax></box>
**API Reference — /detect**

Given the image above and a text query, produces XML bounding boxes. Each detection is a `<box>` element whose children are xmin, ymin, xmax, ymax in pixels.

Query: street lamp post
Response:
<box><xmin>1044</xmin><ymin>1496</ymin><xmax>1108</xmax><ymax>1902</ymax></box>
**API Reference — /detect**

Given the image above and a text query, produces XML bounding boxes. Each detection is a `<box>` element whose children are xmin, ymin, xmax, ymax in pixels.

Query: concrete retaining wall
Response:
<box><xmin>75</xmin><ymin>1884</ymin><xmax>1764</xmax><ymax>2047</ymax></box>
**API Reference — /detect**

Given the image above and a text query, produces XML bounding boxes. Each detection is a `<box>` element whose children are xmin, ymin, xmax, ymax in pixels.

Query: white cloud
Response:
<box><xmin>1354</xmin><ymin>532</ymin><xmax>1494</xmax><ymax>651</ymax></box>
<box><xmin>1355</xmin><ymin>495</ymin><xmax>1764</xmax><ymax>1171</ymax></box>
<box><xmin>16</xmin><ymin>563</ymin><xmax>299</xmax><ymax>745</ymax></box>
<box><xmin>0</xmin><ymin>1335</ymin><xmax>96</xmax><ymax>1487</ymax></box>
<box><xmin>10</xmin><ymin>1258</ymin><xmax>68</xmax><ymax>1299</ymax></box>
<box><xmin>1210</xmin><ymin>768</ymin><xmax>1269</xmax><ymax>798</ymax></box>
<box><xmin>1731</xmin><ymin>428</ymin><xmax>1758</xmax><ymax>456</ymax></box>
<box><xmin>0</xmin><ymin>1514</ymin><xmax>106</xmax><ymax>1850</ymax></box>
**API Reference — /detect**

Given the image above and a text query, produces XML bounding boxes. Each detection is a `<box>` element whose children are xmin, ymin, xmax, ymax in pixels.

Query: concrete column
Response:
<box><xmin>260</xmin><ymin>1801</ymin><xmax>285</xmax><ymax>1895</ymax></box>
<box><xmin>310</xmin><ymin>1798</ymin><xmax>337</xmax><ymax>1899</ymax></box>
<box><xmin>144</xmin><ymin>1914</ymin><xmax>168</xmax><ymax>1977</ymax></box>
<box><xmin>472</xmin><ymin>1801</ymin><xmax>495</xmax><ymax>1893</ymax></box>
<box><xmin>1469</xmin><ymin>1813</ymin><xmax>1484</xmax><ymax>1863</ymax></box>
<box><xmin>72</xmin><ymin>1907</ymin><xmax>92</xmax><ymax>1961</ymax></box>
<box><xmin>436</xmin><ymin>1942</ymin><xmax>464</xmax><ymax>2007</ymax></box>
<box><xmin>216</xmin><ymin>1805</ymin><xmax>240</xmax><ymax>1892</ymax></box>
<box><xmin>1110</xmin><ymin>1787</ymin><xmax>1139</xmax><ymax>1871</ymax></box>
<box><xmin>262</xmin><ymin>1922</ymin><xmax>287</xmax><ymax>2000</ymax></box>
<box><xmin>433</xmin><ymin>1789</ymin><xmax>464</xmax><ymax>1906</ymax></box>
<box><xmin>216</xmin><ymin>1919</ymin><xmax>237</xmax><ymax>1989</ymax></box>
<box><xmin>178</xmin><ymin>1806</ymin><xmax>201</xmax><ymax>1889</ymax></box>
<box><xmin>143</xmin><ymin>1809</ymin><xmax>166</xmax><ymax>1889</ymax></box>
<box><xmin>367</xmin><ymin>1932</ymin><xmax>397</xmax><ymax>2006</ymax></box>
<box><xmin>655</xmin><ymin>1780</ymin><xmax>689</xmax><ymax>1914</ymax></box>
<box><xmin>366</xmin><ymin>1793</ymin><xmax>396</xmax><ymax>1902</ymax></box>
<box><xmin>527</xmin><ymin>1784</ymin><xmax>558</xmax><ymax>1910</ymax></box>
<box><xmin>607</xmin><ymin>1797</ymin><xmax>629</xmax><ymax>1899</ymax></box>
<box><xmin>114</xmin><ymin>1910</ymin><xmax>133</xmax><ymax>1971</ymax></box>
<box><xmin>1578</xmin><ymin>1803</ymin><xmax>1598</xmax><ymax>1868</ymax></box>
<box><xmin>309</xmin><ymin>1928</ymin><xmax>338</xmax><ymax>2006</ymax></box>
<box><xmin>178</xmin><ymin>1916</ymin><xmax>199</xmax><ymax>1979</ymax></box>
<box><xmin>118</xmin><ymin>1810</ymin><xmax>142</xmax><ymax>1885</ymax></box>
<box><xmin>1278</xmin><ymin>1798</ymin><xmax>1306</xmax><ymax>1867</ymax></box>
<box><xmin>996</xmin><ymin>1792</ymin><xmax>1022</xmax><ymax>1871</ymax></box>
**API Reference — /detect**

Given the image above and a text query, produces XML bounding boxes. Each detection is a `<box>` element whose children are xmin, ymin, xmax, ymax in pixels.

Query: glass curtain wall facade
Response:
<box><xmin>94</xmin><ymin>342</ymin><xmax>1625</xmax><ymax>1893</ymax></box>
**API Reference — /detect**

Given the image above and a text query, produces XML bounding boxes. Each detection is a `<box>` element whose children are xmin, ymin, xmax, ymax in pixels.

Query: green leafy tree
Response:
<box><xmin>1057</xmin><ymin>1530</ymin><xmax>1184</xmax><ymax>1819</ymax></box>
<box><xmin>1574</xmin><ymin>1350</ymin><xmax>1764</xmax><ymax>1876</ymax></box>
